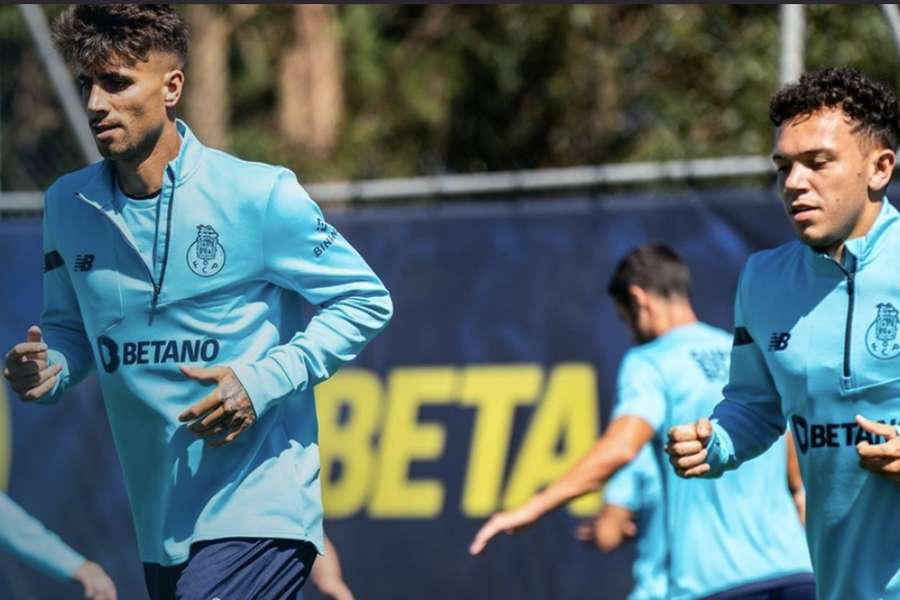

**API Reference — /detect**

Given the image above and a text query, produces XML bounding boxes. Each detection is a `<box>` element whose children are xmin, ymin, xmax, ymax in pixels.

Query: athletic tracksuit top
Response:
<box><xmin>613</xmin><ymin>322</ymin><xmax>811</xmax><ymax>600</ymax></box>
<box><xmin>0</xmin><ymin>492</ymin><xmax>84</xmax><ymax>580</ymax></box>
<box><xmin>707</xmin><ymin>200</ymin><xmax>900</xmax><ymax>599</ymax></box>
<box><xmin>39</xmin><ymin>120</ymin><xmax>393</xmax><ymax>565</ymax></box>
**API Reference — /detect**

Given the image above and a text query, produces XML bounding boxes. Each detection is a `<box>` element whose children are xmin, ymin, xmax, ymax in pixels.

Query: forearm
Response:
<box><xmin>705</xmin><ymin>399</ymin><xmax>784</xmax><ymax>475</ymax></box>
<box><xmin>232</xmin><ymin>289</ymin><xmax>392</xmax><ymax>415</ymax></box>
<box><xmin>527</xmin><ymin>416</ymin><xmax>651</xmax><ymax>518</ymax></box>
<box><xmin>0</xmin><ymin>494</ymin><xmax>84</xmax><ymax>580</ymax></box>
<box><xmin>529</xmin><ymin>443</ymin><xmax>634</xmax><ymax>517</ymax></box>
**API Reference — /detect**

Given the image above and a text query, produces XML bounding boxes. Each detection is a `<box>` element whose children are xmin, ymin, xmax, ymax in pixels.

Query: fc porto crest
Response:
<box><xmin>865</xmin><ymin>302</ymin><xmax>900</xmax><ymax>359</ymax></box>
<box><xmin>186</xmin><ymin>225</ymin><xmax>226</xmax><ymax>277</ymax></box>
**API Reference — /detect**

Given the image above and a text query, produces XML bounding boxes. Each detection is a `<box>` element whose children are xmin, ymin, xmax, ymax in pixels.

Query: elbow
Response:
<box><xmin>382</xmin><ymin>291</ymin><xmax>394</xmax><ymax>325</ymax></box>
<box><xmin>373</xmin><ymin>289</ymin><xmax>393</xmax><ymax>331</ymax></box>
<box><xmin>613</xmin><ymin>445</ymin><xmax>639</xmax><ymax>471</ymax></box>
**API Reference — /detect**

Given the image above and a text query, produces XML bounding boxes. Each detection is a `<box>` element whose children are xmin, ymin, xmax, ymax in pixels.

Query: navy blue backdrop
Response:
<box><xmin>0</xmin><ymin>187</ymin><xmax>799</xmax><ymax>599</ymax></box>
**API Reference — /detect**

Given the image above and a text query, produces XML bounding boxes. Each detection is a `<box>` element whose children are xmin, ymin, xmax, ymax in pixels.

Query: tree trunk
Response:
<box><xmin>182</xmin><ymin>5</ymin><xmax>230</xmax><ymax>150</ymax></box>
<box><xmin>277</xmin><ymin>5</ymin><xmax>344</xmax><ymax>157</ymax></box>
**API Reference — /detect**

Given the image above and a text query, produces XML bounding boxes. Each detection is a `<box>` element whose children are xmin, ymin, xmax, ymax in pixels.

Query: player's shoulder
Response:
<box><xmin>44</xmin><ymin>161</ymin><xmax>106</xmax><ymax>212</ymax></box>
<box><xmin>742</xmin><ymin>240</ymin><xmax>806</xmax><ymax>282</ymax></box>
<box><xmin>686</xmin><ymin>321</ymin><xmax>733</xmax><ymax>349</ymax></box>
<box><xmin>200</xmin><ymin>146</ymin><xmax>291</xmax><ymax>188</ymax></box>
<box><xmin>47</xmin><ymin>161</ymin><xmax>103</xmax><ymax>196</ymax></box>
<box><xmin>621</xmin><ymin>341</ymin><xmax>666</xmax><ymax>379</ymax></box>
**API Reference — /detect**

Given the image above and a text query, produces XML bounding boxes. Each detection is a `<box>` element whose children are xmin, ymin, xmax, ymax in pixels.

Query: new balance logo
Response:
<box><xmin>768</xmin><ymin>332</ymin><xmax>791</xmax><ymax>351</ymax></box>
<box><xmin>73</xmin><ymin>254</ymin><xmax>95</xmax><ymax>272</ymax></box>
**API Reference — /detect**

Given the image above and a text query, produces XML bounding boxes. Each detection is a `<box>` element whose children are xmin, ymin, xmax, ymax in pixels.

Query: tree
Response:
<box><xmin>277</xmin><ymin>4</ymin><xmax>344</xmax><ymax>158</ymax></box>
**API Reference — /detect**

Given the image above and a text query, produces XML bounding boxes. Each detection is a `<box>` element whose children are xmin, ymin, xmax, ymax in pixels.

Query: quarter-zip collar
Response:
<box><xmin>73</xmin><ymin>120</ymin><xmax>205</xmax><ymax>320</ymax></box>
<box><xmin>806</xmin><ymin>198</ymin><xmax>898</xmax><ymax>276</ymax></box>
<box><xmin>75</xmin><ymin>119</ymin><xmax>204</xmax><ymax>207</ymax></box>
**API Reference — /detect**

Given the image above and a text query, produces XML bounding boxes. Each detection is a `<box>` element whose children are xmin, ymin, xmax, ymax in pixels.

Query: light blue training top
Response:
<box><xmin>706</xmin><ymin>200</ymin><xmax>900</xmax><ymax>600</ymax></box>
<box><xmin>613</xmin><ymin>321</ymin><xmax>811</xmax><ymax>600</ymax></box>
<box><xmin>0</xmin><ymin>492</ymin><xmax>84</xmax><ymax>580</ymax></box>
<box><xmin>39</xmin><ymin>120</ymin><xmax>393</xmax><ymax>565</ymax></box>
<box><xmin>603</xmin><ymin>444</ymin><xmax>666</xmax><ymax>600</ymax></box>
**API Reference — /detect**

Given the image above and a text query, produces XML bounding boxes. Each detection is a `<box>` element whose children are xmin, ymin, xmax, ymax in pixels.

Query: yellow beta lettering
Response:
<box><xmin>502</xmin><ymin>363</ymin><xmax>602</xmax><ymax>516</ymax></box>
<box><xmin>460</xmin><ymin>365</ymin><xmax>542</xmax><ymax>517</ymax></box>
<box><xmin>369</xmin><ymin>367</ymin><xmax>457</xmax><ymax>518</ymax></box>
<box><xmin>315</xmin><ymin>369</ymin><xmax>383</xmax><ymax>518</ymax></box>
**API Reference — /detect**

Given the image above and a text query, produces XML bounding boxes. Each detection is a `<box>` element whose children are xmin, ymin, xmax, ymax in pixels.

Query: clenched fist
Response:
<box><xmin>666</xmin><ymin>417</ymin><xmax>713</xmax><ymax>477</ymax></box>
<box><xmin>3</xmin><ymin>326</ymin><xmax>62</xmax><ymax>402</ymax></box>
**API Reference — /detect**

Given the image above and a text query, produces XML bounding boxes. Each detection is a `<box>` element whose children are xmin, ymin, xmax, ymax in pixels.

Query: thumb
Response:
<box><xmin>26</xmin><ymin>325</ymin><xmax>42</xmax><ymax>343</ymax></box>
<box><xmin>622</xmin><ymin>520</ymin><xmax>637</xmax><ymax>539</ymax></box>
<box><xmin>855</xmin><ymin>414</ymin><xmax>898</xmax><ymax>440</ymax></box>
<box><xmin>179</xmin><ymin>364</ymin><xmax>219</xmax><ymax>381</ymax></box>
<box><xmin>696</xmin><ymin>418</ymin><xmax>712</xmax><ymax>445</ymax></box>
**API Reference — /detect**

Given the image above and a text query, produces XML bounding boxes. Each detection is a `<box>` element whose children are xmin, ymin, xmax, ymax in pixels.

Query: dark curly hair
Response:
<box><xmin>52</xmin><ymin>4</ymin><xmax>189</xmax><ymax>70</ymax></box>
<box><xmin>607</xmin><ymin>243</ymin><xmax>691</xmax><ymax>306</ymax></box>
<box><xmin>769</xmin><ymin>67</ymin><xmax>900</xmax><ymax>151</ymax></box>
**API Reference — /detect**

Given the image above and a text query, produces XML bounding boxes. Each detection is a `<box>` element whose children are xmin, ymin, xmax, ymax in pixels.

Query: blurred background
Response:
<box><xmin>1</xmin><ymin>4</ymin><xmax>899</xmax><ymax>599</ymax></box>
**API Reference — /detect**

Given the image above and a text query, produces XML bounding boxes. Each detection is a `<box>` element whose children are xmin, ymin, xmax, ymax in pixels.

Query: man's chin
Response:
<box><xmin>96</xmin><ymin>143</ymin><xmax>134</xmax><ymax>161</ymax></box>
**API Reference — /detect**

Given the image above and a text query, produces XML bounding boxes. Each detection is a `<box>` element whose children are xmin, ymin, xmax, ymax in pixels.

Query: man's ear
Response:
<box><xmin>627</xmin><ymin>285</ymin><xmax>651</xmax><ymax>313</ymax></box>
<box><xmin>869</xmin><ymin>146</ymin><xmax>896</xmax><ymax>193</ymax></box>
<box><xmin>163</xmin><ymin>69</ymin><xmax>184</xmax><ymax>108</ymax></box>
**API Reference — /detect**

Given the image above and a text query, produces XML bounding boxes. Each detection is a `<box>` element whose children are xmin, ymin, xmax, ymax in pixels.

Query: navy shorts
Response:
<box><xmin>143</xmin><ymin>537</ymin><xmax>318</xmax><ymax>600</ymax></box>
<box><xmin>702</xmin><ymin>573</ymin><xmax>817</xmax><ymax>600</ymax></box>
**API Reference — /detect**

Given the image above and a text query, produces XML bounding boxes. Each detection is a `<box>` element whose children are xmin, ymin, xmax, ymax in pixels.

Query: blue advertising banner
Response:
<box><xmin>0</xmin><ymin>187</ymin><xmax>799</xmax><ymax>599</ymax></box>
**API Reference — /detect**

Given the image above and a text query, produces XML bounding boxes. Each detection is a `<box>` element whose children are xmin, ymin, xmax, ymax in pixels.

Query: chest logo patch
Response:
<box><xmin>865</xmin><ymin>302</ymin><xmax>900</xmax><ymax>359</ymax></box>
<box><xmin>186</xmin><ymin>225</ymin><xmax>226</xmax><ymax>277</ymax></box>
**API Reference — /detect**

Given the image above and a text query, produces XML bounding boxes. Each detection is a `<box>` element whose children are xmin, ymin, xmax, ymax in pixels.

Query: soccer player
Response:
<box><xmin>469</xmin><ymin>244</ymin><xmax>813</xmax><ymax>599</ymax></box>
<box><xmin>577</xmin><ymin>437</ymin><xmax>807</xmax><ymax>600</ymax></box>
<box><xmin>1</xmin><ymin>5</ymin><xmax>392</xmax><ymax>599</ymax></box>
<box><xmin>667</xmin><ymin>67</ymin><xmax>900</xmax><ymax>599</ymax></box>
<box><xmin>1</xmin><ymin>492</ymin><xmax>117</xmax><ymax>599</ymax></box>
<box><xmin>575</xmin><ymin>445</ymin><xmax>666</xmax><ymax>600</ymax></box>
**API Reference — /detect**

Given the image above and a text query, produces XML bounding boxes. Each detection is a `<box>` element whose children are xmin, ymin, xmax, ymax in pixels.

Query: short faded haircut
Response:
<box><xmin>607</xmin><ymin>243</ymin><xmax>691</xmax><ymax>307</ymax></box>
<box><xmin>53</xmin><ymin>4</ymin><xmax>189</xmax><ymax>70</ymax></box>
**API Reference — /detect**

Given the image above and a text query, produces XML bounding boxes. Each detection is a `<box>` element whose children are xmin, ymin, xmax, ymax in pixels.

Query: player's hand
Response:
<box><xmin>71</xmin><ymin>560</ymin><xmax>117</xmax><ymax>600</ymax></box>
<box><xmin>855</xmin><ymin>414</ymin><xmax>900</xmax><ymax>485</ymax></box>
<box><xmin>2</xmin><ymin>326</ymin><xmax>62</xmax><ymax>402</ymax></box>
<box><xmin>468</xmin><ymin>504</ymin><xmax>539</xmax><ymax>556</ymax></box>
<box><xmin>315</xmin><ymin>578</ymin><xmax>356</xmax><ymax>600</ymax></box>
<box><xmin>575</xmin><ymin>504</ymin><xmax>637</xmax><ymax>552</ymax></box>
<box><xmin>666</xmin><ymin>417</ymin><xmax>713</xmax><ymax>477</ymax></box>
<box><xmin>178</xmin><ymin>365</ymin><xmax>257</xmax><ymax>447</ymax></box>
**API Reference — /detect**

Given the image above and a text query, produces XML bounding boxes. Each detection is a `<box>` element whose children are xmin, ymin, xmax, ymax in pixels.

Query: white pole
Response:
<box><xmin>779</xmin><ymin>5</ymin><xmax>805</xmax><ymax>86</ymax></box>
<box><xmin>880</xmin><ymin>5</ymin><xmax>900</xmax><ymax>61</ymax></box>
<box><xmin>18</xmin><ymin>5</ymin><xmax>101</xmax><ymax>164</ymax></box>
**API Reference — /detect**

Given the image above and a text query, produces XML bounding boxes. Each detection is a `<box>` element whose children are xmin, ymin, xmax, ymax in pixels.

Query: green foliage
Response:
<box><xmin>4</xmin><ymin>5</ymin><xmax>900</xmax><ymax>190</ymax></box>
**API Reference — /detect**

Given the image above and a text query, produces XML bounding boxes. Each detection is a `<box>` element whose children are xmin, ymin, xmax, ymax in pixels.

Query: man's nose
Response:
<box><xmin>84</xmin><ymin>83</ymin><xmax>109</xmax><ymax>115</ymax></box>
<box><xmin>783</xmin><ymin>163</ymin><xmax>809</xmax><ymax>191</ymax></box>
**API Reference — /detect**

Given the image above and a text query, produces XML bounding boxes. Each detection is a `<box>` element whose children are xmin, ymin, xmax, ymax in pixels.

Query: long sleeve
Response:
<box><xmin>231</xmin><ymin>170</ymin><xmax>393</xmax><ymax>416</ymax></box>
<box><xmin>40</xmin><ymin>190</ymin><xmax>95</xmax><ymax>404</ymax></box>
<box><xmin>706</xmin><ymin>262</ymin><xmax>786</xmax><ymax>476</ymax></box>
<box><xmin>0</xmin><ymin>493</ymin><xmax>84</xmax><ymax>581</ymax></box>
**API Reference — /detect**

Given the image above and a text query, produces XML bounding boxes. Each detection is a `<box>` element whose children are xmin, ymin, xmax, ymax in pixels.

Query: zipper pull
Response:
<box><xmin>149</xmin><ymin>283</ymin><xmax>161</xmax><ymax>325</ymax></box>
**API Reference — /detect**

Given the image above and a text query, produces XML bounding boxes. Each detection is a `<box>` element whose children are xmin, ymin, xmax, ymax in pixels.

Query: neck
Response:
<box><xmin>113</xmin><ymin>120</ymin><xmax>181</xmax><ymax>197</ymax></box>
<box><xmin>821</xmin><ymin>196</ymin><xmax>883</xmax><ymax>263</ymax></box>
<box><xmin>653</xmin><ymin>298</ymin><xmax>698</xmax><ymax>338</ymax></box>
